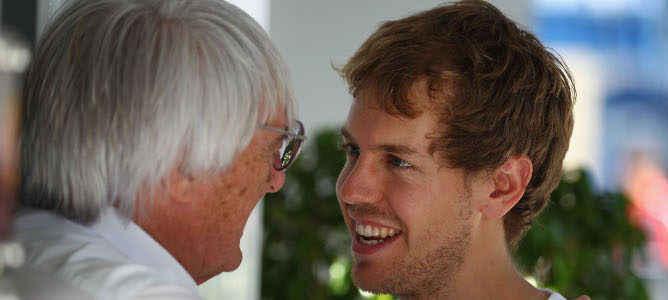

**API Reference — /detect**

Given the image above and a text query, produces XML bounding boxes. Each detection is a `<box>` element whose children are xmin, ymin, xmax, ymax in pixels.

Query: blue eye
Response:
<box><xmin>390</xmin><ymin>156</ymin><xmax>412</xmax><ymax>168</ymax></box>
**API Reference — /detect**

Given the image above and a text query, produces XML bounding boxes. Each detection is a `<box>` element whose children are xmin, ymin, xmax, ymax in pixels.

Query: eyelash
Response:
<box><xmin>338</xmin><ymin>142</ymin><xmax>413</xmax><ymax>169</ymax></box>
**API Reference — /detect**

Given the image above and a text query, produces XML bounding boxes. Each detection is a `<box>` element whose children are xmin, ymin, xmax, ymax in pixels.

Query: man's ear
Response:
<box><xmin>165</xmin><ymin>165</ymin><xmax>199</xmax><ymax>205</ymax></box>
<box><xmin>480</xmin><ymin>155</ymin><xmax>533</xmax><ymax>219</ymax></box>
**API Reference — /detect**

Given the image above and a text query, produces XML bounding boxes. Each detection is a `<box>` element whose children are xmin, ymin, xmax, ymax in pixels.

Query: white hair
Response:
<box><xmin>20</xmin><ymin>0</ymin><xmax>296</xmax><ymax>223</ymax></box>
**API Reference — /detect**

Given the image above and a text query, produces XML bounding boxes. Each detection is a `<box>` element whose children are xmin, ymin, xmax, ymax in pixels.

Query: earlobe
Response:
<box><xmin>480</xmin><ymin>155</ymin><xmax>533</xmax><ymax>219</ymax></box>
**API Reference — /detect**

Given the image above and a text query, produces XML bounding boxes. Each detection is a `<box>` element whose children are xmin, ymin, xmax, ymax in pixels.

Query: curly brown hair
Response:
<box><xmin>338</xmin><ymin>0</ymin><xmax>575</xmax><ymax>248</ymax></box>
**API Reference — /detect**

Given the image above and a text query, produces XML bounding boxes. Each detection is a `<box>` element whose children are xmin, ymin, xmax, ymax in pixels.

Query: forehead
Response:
<box><xmin>344</xmin><ymin>97</ymin><xmax>439</xmax><ymax>153</ymax></box>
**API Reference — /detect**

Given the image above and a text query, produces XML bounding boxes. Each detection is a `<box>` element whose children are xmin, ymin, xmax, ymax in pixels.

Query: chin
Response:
<box><xmin>350</xmin><ymin>259</ymin><xmax>396</xmax><ymax>295</ymax></box>
<box><xmin>213</xmin><ymin>244</ymin><xmax>244</xmax><ymax>273</ymax></box>
<box><xmin>225</xmin><ymin>247</ymin><xmax>244</xmax><ymax>271</ymax></box>
<box><xmin>195</xmin><ymin>251</ymin><xmax>242</xmax><ymax>284</ymax></box>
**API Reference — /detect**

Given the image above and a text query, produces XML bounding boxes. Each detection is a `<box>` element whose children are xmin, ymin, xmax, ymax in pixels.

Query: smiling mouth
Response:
<box><xmin>355</xmin><ymin>222</ymin><xmax>402</xmax><ymax>246</ymax></box>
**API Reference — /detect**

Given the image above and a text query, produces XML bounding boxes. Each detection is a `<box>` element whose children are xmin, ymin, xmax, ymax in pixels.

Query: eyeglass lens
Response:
<box><xmin>275</xmin><ymin>121</ymin><xmax>304</xmax><ymax>171</ymax></box>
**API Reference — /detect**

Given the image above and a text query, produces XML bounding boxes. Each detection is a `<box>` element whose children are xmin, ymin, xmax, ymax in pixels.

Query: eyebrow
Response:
<box><xmin>340</xmin><ymin>127</ymin><xmax>420</xmax><ymax>156</ymax></box>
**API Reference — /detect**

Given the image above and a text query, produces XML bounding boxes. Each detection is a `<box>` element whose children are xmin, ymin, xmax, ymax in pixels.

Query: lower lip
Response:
<box><xmin>352</xmin><ymin>232</ymin><xmax>401</xmax><ymax>255</ymax></box>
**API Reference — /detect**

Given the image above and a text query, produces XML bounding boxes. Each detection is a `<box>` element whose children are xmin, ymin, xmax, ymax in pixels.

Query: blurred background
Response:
<box><xmin>2</xmin><ymin>0</ymin><xmax>667</xmax><ymax>299</ymax></box>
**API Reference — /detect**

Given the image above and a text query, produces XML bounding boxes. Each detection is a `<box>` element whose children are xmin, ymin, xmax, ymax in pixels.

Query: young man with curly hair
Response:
<box><xmin>336</xmin><ymin>1</ymin><xmax>586</xmax><ymax>299</ymax></box>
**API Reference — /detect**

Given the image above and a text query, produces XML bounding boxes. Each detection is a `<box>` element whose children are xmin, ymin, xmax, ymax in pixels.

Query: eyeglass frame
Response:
<box><xmin>257</xmin><ymin>120</ymin><xmax>307</xmax><ymax>171</ymax></box>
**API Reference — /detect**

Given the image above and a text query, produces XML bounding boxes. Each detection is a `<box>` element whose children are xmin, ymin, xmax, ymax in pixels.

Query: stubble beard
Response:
<box><xmin>351</xmin><ymin>199</ymin><xmax>473</xmax><ymax>298</ymax></box>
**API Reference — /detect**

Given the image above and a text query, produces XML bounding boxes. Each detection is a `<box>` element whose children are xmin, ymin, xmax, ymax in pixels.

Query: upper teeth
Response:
<box><xmin>355</xmin><ymin>223</ymin><xmax>398</xmax><ymax>238</ymax></box>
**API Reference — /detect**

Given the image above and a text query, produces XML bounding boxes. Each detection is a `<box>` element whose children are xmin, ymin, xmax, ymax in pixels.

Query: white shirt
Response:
<box><xmin>544</xmin><ymin>288</ymin><xmax>567</xmax><ymax>300</ymax></box>
<box><xmin>8</xmin><ymin>207</ymin><xmax>202</xmax><ymax>300</ymax></box>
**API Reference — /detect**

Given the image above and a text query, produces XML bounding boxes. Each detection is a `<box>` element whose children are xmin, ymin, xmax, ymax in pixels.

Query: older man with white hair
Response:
<box><xmin>10</xmin><ymin>0</ymin><xmax>305</xmax><ymax>298</ymax></box>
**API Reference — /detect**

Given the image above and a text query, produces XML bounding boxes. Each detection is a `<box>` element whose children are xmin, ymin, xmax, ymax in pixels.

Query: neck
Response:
<box><xmin>133</xmin><ymin>192</ymin><xmax>206</xmax><ymax>284</ymax></box>
<box><xmin>399</xmin><ymin>218</ymin><xmax>548</xmax><ymax>300</ymax></box>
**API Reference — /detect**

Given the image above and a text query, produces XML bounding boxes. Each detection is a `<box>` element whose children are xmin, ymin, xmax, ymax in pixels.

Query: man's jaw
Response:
<box><xmin>348</xmin><ymin>220</ymin><xmax>408</xmax><ymax>297</ymax></box>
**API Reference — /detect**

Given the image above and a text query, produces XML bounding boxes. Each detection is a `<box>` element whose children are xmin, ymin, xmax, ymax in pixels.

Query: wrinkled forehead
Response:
<box><xmin>345</xmin><ymin>95</ymin><xmax>440</xmax><ymax>153</ymax></box>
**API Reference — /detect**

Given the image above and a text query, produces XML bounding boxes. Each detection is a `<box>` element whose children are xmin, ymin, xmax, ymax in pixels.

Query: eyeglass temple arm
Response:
<box><xmin>257</xmin><ymin>124</ymin><xmax>308</xmax><ymax>140</ymax></box>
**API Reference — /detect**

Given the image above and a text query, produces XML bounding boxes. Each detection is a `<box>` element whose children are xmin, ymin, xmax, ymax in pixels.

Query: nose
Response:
<box><xmin>267</xmin><ymin>150</ymin><xmax>286</xmax><ymax>192</ymax></box>
<box><xmin>337</xmin><ymin>159</ymin><xmax>382</xmax><ymax>205</ymax></box>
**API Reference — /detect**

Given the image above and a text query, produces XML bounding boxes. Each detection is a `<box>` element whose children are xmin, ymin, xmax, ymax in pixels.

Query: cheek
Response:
<box><xmin>239</xmin><ymin>152</ymin><xmax>272</xmax><ymax>191</ymax></box>
<box><xmin>384</xmin><ymin>179</ymin><xmax>420</xmax><ymax>209</ymax></box>
<box><xmin>383</xmin><ymin>181</ymin><xmax>432</xmax><ymax>236</ymax></box>
<box><xmin>240</xmin><ymin>158</ymin><xmax>271</xmax><ymax>207</ymax></box>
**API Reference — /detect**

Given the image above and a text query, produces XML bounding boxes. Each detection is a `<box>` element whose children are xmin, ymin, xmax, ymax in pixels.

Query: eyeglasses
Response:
<box><xmin>257</xmin><ymin>120</ymin><xmax>307</xmax><ymax>171</ymax></box>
